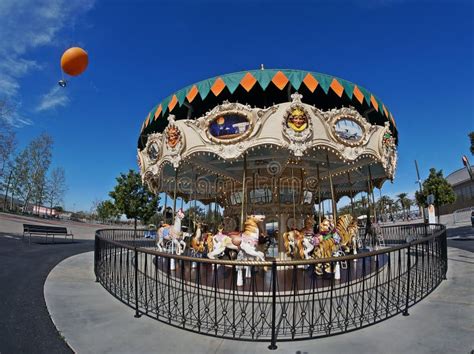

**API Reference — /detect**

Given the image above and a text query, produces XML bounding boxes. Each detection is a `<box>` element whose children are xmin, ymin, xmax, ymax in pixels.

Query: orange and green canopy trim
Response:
<box><xmin>139</xmin><ymin>69</ymin><xmax>396</xmax><ymax>146</ymax></box>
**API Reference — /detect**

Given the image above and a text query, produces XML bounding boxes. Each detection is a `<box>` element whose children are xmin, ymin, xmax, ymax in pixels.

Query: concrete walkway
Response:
<box><xmin>45</xmin><ymin>249</ymin><xmax>474</xmax><ymax>354</ymax></box>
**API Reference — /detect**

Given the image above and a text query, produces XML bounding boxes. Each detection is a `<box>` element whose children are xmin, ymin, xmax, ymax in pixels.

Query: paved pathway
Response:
<box><xmin>0</xmin><ymin>233</ymin><xmax>93</xmax><ymax>353</ymax></box>
<box><xmin>45</xmin><ymin>248</ymin><xmax>474</xmax><ymax>354</ymax></box>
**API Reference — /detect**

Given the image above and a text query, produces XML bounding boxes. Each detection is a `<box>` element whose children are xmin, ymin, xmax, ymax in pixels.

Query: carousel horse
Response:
<box><xmin>283</xmin><ymin>216</ymin><xmax>318</xmax><ymax>260</ymax></box>
<box><xmin>156</xmin><ymin>208</ymin><xmax>186</xmax><ymax>255</ymax></box>
<box><xmin>364</xmin><ymin>219</ymin><xmax>382</xmax><ymax>249</ymax></box>
<box><xmin>207</xmin><ymin>226</ymin><xmax>239</xmax><ymax>260</ymax></box>
<box><xmin>336</xmin><ymin>214</ymin><xmax>360</xmax><ymax>254</ymax></box>
<box><xmin>282</xmin><ymin>228</ymin><xmax>304</xmax><ymax>259</ymax></box>
<box><xmin>207</xmin><ymin>215</ymin><xmax>266</xmax><ymax>262</ymax></box>
<box><xmin>299</xmin><ymin>216</ymin><xmax>319</xmax><ymax>260</ymax></box>
<box><xmin>312</xmin><ymin>217</ymin><xmax>342</xmax><ymax>275</ymax></box>
<box><xmin>311</xmin><ymin>215</ymin><xmax>360</xmax><ymax>275</ymax></box>
<box><xmin>190</xmin><ymin>221</ymin><xmax>206</xmax><ymax>255</ymax></box>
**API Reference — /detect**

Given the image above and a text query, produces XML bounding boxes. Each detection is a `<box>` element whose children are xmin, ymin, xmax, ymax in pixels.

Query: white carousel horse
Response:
<box><xmin>207</xmin><ymin>215</ymin><xmax>265</xmax><ymax>261</ymax></box>
<box><xmin>207</xmin><ymin>215</ymin><xmax>266</xmax><ymax>286</ymax></box>
<box><xmin>156</xmin><ymin>208</ymin><xmax>186</xmax><ymax>255</ymax></box>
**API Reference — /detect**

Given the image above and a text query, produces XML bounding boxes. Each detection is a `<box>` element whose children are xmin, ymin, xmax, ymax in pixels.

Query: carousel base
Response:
<box><xmin>148</xmin><ymin>248</ymin><xmax>386</xmax><ymax>293</ymax></box>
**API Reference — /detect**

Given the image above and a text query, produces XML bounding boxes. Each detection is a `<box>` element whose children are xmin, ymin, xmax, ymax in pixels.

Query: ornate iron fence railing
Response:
<box><xmin>94</xmin><ymin>223</ymin><xmax>447</xmax><ymax>349</ymax></box>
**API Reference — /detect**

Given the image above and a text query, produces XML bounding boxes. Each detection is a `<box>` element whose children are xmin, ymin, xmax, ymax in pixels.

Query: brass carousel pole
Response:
<box><xmin>172</xmin><ymin>167</ymin><xmax>178</xmax><ymax>223</ymax></box>
<box><xmin>291</xmin><ymin>167</ymin><xmax>296</xmax><ymax>226</ymax></box>
<box><xmin>214</xmin><ymin>175</ymin><xmax>219</xmax><ymax>227</ymax></box>
<box><xmin>317</xmin><ymin>164</ymin><xmax>321</xmax><ymax>224</ymax></box>
<box><xmin>368</xmin><ymin>165</ymin><xmax>377</xmax><ymax>222</ymax></box>
<box><xmin>240</xmin><ymin>153</ymin><xmax>247</xmax><ymax>231</ymax></box>
<box><xmin>277</xmin><ymin>174</ymin><xmax>282</xmax><ymax>255</ymax></box>
<box><xmin>300</xmin><ymin>168</ymin><xmax>304</xmax><ymax>205</ymax></box>
<box><xmin>326</xmin><ymin>154</ymin><xmax>337</xmax><ymax>220</ymax></box>
<box><xmin>163</xmin><ymin>192</ymin><xmax>168</xmax><ymax>224</ymax></box>
<box><xmin>188</xmin><ymin>168</ymin><xmax>195</xmax><ymax>233</ymax></box>
<box><xmin>348</xmin><ymin>172</ymin><xmax>354</xmax><ymax>216</ymax></box>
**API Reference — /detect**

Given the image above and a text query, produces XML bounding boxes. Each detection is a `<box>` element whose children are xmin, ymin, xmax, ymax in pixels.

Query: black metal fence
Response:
<box><xmin>94</xmin><ymin>224</ymin><xmax>447</xmax><ymax>349</ymax></box>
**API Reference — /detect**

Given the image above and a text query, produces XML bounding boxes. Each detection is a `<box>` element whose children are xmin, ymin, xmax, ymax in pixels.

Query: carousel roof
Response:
<box><xmin>138</xmin><ymin>69</ymin><xmax>397</xmax><ymax>149</ymax></box>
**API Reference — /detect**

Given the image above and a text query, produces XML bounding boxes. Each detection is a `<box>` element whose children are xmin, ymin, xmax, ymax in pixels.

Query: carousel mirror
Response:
<box><xmin>208</xmin><ymin>113</ymin><xmax>251</xmax><ymax>140</ymax></box>
<box><xmin>147</xmin><ymin>142</ymin><xmax>160</xmax><ymax>161</ymax></box>
<box><xmin>334</xmin><ymin>118</ymin><xmax>363</xmax><ymax>142</ymax></box>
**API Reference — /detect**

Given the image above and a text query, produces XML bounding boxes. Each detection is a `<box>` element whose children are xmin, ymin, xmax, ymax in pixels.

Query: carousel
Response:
<box><xmin>136</xmin><ymin>68</ymin><xmax>398</xmax><ymax>276</ymax></box>
<box><xmin>93</xmin><ymin>69</ymin><xmax>447</xmax><ymax>345</ymax></box>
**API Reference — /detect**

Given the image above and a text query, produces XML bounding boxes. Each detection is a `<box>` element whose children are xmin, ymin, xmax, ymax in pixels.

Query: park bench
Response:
<box><xmin>22</xmin><ymin>224</ymin><xmax>74</xmax><ymax>244</ymax></box>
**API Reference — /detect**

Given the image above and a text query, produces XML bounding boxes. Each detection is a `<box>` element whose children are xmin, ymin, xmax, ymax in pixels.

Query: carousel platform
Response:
<box><xmin>44</xmin><ymin>249</ymin><xmax>473</xmax><ymax>354</ymax></box>
<box><xmin>149</xmin><ymin>249</ymin><xmax>388</xmax><ymax>292</ymax></box>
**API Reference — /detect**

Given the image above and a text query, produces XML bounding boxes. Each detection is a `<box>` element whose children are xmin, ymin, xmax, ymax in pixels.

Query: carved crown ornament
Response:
<box><xmin>281</xmin><ymin>93</ymin><xmax>313</xmax><ymax>157</ymax></box>
<box><xmin>164</xmin><ymin>115</ymin><xmax>184</xmax><ymax>168</ymax></box>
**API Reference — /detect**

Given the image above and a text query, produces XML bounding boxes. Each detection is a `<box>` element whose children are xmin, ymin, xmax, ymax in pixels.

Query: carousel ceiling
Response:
<box><xmin>138</xmin><ymin>69</ymin><xmax>397</xmax><ymax>150</ymax></box>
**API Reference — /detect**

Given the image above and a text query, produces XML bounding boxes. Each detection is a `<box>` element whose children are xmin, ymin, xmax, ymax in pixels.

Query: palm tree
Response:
<box><xmin>378</xmin><ymin>195</ymin><xmax>394</xmax><ymax>222</ymax></box>
<box><xmin>396</xmin><ymin>193</ymin><xmax>411</xmax><ymax>220</ymax></box>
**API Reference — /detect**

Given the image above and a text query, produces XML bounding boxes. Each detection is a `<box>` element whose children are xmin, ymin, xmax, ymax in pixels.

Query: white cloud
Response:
<box><xmin>36</xmin><ymin>86</ymin><xmax>70</xmax><ymax>112</ymax></box>
<box><xmin>0</xmin><ymin>0</ymin><xmax>94</xmax><ymax>122</ymax></box>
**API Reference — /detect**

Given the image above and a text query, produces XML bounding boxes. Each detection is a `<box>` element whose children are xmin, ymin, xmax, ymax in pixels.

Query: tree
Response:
<box><xmin>396</xmin><ymin>193</ymin><xmax>411</xmax><ymax>220</ymax></box>
<box><xmin>469</xmin><ymin>131</ymin><xmax>474</xmax><ymax>156</ymax></box>
<box><xmin>53</xmin><ymin>206</ymin><xmax>64</xmax><ymax>213</ymax></box>
<box><xmin>0</xmin><ymin>118</ymin><xmax>16</xmax><ymax>180</ymax></box>
<box><xmin>96</xmin><ymin>200</ymin><xmax>119</xmax><ymax>223</ymax></box>
<box><xmin>8</xmin><ymin>149</ymin><xmax>30</xmax><ymax>211</ymax></box>
<box><xmin>9</xmin><ymin>133</ymin><xmax>53</xmax><ymax>213</ymax></box>
<box><xmin>377</xmin><ymin>195</ymin><xmax>394</xmax><ymax>222</ymax></box>
<box><xmin>45</xmin><ymin>167</ymin><xmax>67</xmax><ymax>216</ymax></box>
<box><xmin>0</xmin><ymin>99</ymin><xmax>17</xmax><ymax>208</ymax></box>
<box><xmin>109</xmin><ymin>170</ymin><xmax>159</xmax><ymax>231</ymax></box>
<box><xmin>415</xmin><ymin>168</ymin><xmax>456</xmax><ymax>222</ymax></box>
<box><xmin>182</xmin><ymin>205</ymin><xmax>206</xmax><ymax>228</ymax></box>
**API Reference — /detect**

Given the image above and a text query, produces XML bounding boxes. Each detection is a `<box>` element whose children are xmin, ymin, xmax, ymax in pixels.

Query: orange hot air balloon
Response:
<box><xmin>60</xmin><ymin>47</ymin><xmax>88</xmax><ymax>76</ymax></box>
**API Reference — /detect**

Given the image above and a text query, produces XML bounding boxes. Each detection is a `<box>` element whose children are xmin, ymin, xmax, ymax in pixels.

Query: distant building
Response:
<box><xmin>30</xmin><ymin>205</ymin><xmax>58</xmax><ymax>217</ymax></box>
<box><xmin>440</xmin><ymin>166</ymin><xmax>474</xmax><ymax>214</ymax></box>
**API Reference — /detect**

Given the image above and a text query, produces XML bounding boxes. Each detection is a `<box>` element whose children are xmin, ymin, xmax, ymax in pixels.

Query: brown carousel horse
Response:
<box><xmin>190</xmin><ymin>221</ymin><xmax>206</xmax><ymax>255</ymax></box>
<box><xmin>283</xmin><ymin>216</ymin><xmax>316</xmax><ymax>260</ymax></box>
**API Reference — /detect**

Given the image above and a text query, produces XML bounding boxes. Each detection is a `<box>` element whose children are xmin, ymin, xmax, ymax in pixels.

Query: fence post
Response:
<box><xmin>134</xmin><ymin>247</ymin><xmax>141</xmax><ymax>318</ymax></box>
<box><xmin>94</xmin><ymin>233</ymin><xmax>99</xmax><ymax>282</ymax></box>
<box><xmin>441</xmin><ymin>228</ymin><xmax>448</xmax><ymax>279</ymax></box>
<box><xmin>403</xmin><ymin>245</ymin><xmax>411</xmax><ymax>316</ymax></box>
<box><xmin>268</xmin><ymin>261</ymin><xmax>278</xmax><ymax>350</ymax></box>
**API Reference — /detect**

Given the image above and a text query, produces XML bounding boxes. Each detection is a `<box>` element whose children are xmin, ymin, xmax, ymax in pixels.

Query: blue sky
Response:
<box><xmin>1</xmin><ymin>0</ymin><xmax>472</xmax><ymax>211</ymax></box>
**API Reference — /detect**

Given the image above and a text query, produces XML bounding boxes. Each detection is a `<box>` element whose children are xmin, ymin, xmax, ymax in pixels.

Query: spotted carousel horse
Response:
<box><xmin>156</xmin><ymin>208</ymin><xmax>186</xmax><ymax>255</ymax></box>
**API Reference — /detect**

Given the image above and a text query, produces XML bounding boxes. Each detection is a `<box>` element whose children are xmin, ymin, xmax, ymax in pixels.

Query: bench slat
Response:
<box><xmin>23</xmin><ymin>224</ymin><xmax>69</xmax><ymax>234</ymax></box>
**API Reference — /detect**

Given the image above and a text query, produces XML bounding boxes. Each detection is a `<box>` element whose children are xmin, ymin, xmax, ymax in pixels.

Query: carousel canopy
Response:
<box><xmin>138</xmin><ymin>69</ymin><xmax>397</xmax><ymax>150</ymax></box>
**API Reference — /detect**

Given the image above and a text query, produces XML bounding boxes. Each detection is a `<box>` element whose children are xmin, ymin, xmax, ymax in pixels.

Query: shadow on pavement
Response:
<box><xmin>0</xmin><ymin>233</ymin><xmax>94</xmax><ymax>353</ymax></box>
